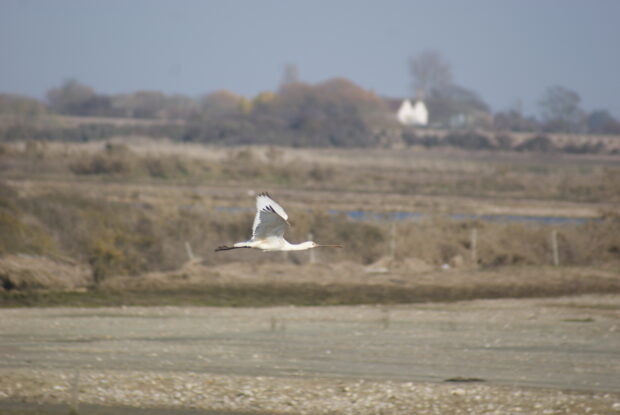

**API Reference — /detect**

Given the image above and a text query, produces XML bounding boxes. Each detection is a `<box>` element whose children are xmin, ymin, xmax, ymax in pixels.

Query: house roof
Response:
<box><xmin>384</xmin><ymin>97</ymin><xmax>424</xmax><ymax>112</ymax></box>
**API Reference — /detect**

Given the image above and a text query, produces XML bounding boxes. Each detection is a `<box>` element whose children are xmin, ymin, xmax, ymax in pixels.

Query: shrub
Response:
<box><xmin>443</xmin><ymin>132</ymin><xmax>496</xmax><ymax>150</ymax></box>
<box><xmin>515</xmin><ymin>135</ymin><xmax>557</xmax><ymax>152</ymax></box>
<box><xmin>0</xmin><ymin>183</ymin><xmax>56</xmax><ymax>255</ymax></box>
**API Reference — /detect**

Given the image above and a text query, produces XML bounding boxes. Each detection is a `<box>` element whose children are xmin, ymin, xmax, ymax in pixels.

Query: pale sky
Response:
<box><xmin>1</xmin><ymin>0</ymin><xmax>619</xmax><ymax>117</ymax></box>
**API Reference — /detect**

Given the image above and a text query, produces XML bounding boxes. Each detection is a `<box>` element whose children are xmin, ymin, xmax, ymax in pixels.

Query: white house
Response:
<box><xmin>397</xmin><ymin>99</ymin><xmax>428</xmax><ymax>126</ymax></box>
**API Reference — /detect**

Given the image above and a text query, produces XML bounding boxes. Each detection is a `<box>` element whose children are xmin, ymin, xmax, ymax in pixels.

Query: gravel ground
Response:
<box><xmin>1</xmin><ymin>369</ymin><xmax>620</xmax><ymax>415</ymax></box>
<box><xmin>1</xmin><ymin>295</ymin><xmax>619</xmax><ymax>414</ymax></box>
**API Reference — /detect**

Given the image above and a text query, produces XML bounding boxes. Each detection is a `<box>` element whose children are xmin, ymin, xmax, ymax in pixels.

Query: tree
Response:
<box><xmin>46</xmin><ymin>79</ymin><xmax>98</xmax><ymax>115</ymax></box>
<box><xmin>183</xmin><ymin>78</ymin><xmax>395</xmax><ymax>147</ymax></box>
<box><xmin>408</xmin><ymin>50</ymin><xmax>453</xmax><ymax>98</ymax></box>
<box><xmin>408</xmin><ymin>51</ymin><xmax>492</xmax><ymax>127</ymax></box>
<box><xmin>538</xmin><ymin>85</ymin><xmax>582</xmax><ymax>133</ymax></box>
<box><xmin>280</xmin><ymin>63</ymin><xmax>299</xmax><ymax>87</ymax></box>
<box><xmin>493</xmin><ymin>110</ymin><xmax>540</xmax><ymax>132</ymax></box>
<box><xmin>271</xmin><ymin>78</ymin><xmax>393</xmax><ymax>146</ymax></box>
<box><xmin>424</xmin><ymin>84</ymin><xmax>490</xmax><ymax>128</ymax></box>
<box><xmin>199</xmin><ymin>90</ymin><xmax>244</xmax><ymax>117</ymax></box>
<box><xmin>587</xmin><ymin>110</ymin><xmax>620</xmax><ymax>134</ymax></box>
<box><xmin>161</xmin><ymin>94</ymin><xmax>199</xmax><ymax>120</ymax></box>
<box><xmin>0</xmin><ymin>93</ymin><xmax>47</xmax><ymax>118</ymax></box>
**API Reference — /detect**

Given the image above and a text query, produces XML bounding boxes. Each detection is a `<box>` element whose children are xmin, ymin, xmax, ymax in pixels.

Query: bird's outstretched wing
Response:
<box><xmin>252</xmin><ymin>192</ymin><xmax>289</xmax><ymax>239</ymax></box>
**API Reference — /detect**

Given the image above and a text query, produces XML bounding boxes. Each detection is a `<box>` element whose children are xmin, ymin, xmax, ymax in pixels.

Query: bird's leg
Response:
<box><xmin>214</xmin><ymin>245</ymin><xmax>251</xmax><ymax>252</ymax></box>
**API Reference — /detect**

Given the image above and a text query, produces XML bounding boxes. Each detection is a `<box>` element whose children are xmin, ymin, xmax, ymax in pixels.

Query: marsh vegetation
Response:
<box><xmin>1</xmin><ymin>140</ymin><xmax>619</xmax><ymax>306</ymax></box>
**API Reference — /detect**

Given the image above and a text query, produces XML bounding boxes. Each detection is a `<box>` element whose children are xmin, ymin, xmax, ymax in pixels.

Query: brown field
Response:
<box><xmin>3</xmin><ymin>138</ymin><xmax>620</xmax><ymax>208</ymax></box>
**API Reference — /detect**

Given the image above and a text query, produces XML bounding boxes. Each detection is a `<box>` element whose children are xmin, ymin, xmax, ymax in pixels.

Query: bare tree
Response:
<box><xmin>280</xmin><ymin>63</ymin><xmax>300</xmax><ymax>88</ymax></box>
<box><xmin>538</xmin><ymin>85</ymin><xmax>582</xmax><ymax>133</ymax></box>
<box><xmin>408</xmin><ymin>50</ymin><xmax>453</xmax><ymax>98</ymax></box>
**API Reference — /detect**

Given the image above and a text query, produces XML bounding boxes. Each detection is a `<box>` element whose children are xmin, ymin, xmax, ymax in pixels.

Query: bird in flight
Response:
<box><xmin>215</xmin><ymin>192</ymin><xmax>343</xmax><ymax>252</ymax></box>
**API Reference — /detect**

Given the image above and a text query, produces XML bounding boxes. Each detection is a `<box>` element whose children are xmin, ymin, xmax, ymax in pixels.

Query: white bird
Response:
<box><xmin>215</xmin><ymin>192</ymin><xmax>343</xmax><ymax>252</ymax></box>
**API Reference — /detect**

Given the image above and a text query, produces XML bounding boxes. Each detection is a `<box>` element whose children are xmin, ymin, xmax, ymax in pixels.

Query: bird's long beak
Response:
<box><xmin>317</xmin><ymin>244</ymin><xmax>343</xmax><ymax>248</ymax></box>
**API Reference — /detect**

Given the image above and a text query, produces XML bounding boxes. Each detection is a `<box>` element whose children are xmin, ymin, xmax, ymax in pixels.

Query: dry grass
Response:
<box><xmin>0</xmin><ymin>254</ymin><xmax>90</xmax><ymax>291</ymax></box>
<box><xmin>2</xmin><ymin>140</ymin><xmax>619</xmax><ymax>205</ymax></box>
<box><xmin>1</xmin><ymin>173</ymin><xmax>619</xmax><ymax>285</ymax></box>
<box><xmin>1</xmin><ymin>140</ymin><xmax>619</xmax><ymax>304</ymax></box>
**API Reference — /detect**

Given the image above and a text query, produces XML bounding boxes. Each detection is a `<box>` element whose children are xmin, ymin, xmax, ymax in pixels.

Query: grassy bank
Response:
<box><xmin>2</xmin><ymin>277</ymin><xmax>620</xmax><ymax>308</ymax></box>
<box><xmin>2</xmin><ymin>265</ymin><xmax>619</xmax><ymax>308</ymax></box>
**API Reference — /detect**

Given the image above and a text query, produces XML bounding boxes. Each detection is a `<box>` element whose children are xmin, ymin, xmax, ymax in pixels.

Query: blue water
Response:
<box><xmin>329</xmin><ymin>210</ymin><xmax>593</xmax><ymax>225</ymax></box>
<box><xmin>215</xmin><ymin>206</ymin><xmax>594</xmax><ymax>225</ymax></box>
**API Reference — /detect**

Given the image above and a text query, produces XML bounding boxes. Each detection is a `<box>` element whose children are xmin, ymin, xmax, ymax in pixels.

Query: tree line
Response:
<box><xmin>1</xmin><ymin>78</ymin><xmax>399</xmax><ymax>147</ymax></box>
<box><xmin>408</xmin><ymin>50</ymin><xmax>620</xmax><ymax>135</ymax></box>
<box><xmin>1</xmin><ymin>52</ymin><xmax>619</xmax><ymax>148</ymax></box>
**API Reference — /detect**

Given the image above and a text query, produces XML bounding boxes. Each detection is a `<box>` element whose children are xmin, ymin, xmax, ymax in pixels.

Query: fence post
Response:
<box><xmin>381</xmin><ymin>307</ymin><xmax>390</xmax><ymax>330</ymax></box>
<box><xmin>308</xmin><ymin>233</ymin><xmax>316</xmax><ymax>264</ymax></box>
<box><xmin>471</xmin><ymin>228</ymin><xmax>478</xmax><ymax>267</ymax></box>
<box><xmin>551</xmin><ymin>230</ymin><xmax>559</xmax><ymax>266</ymax></box>
<box><xmin>270</xmin><ymin>316</ymin><xmax>277</xmax><ymax>332</ymax></box>
<box><xmin>390</xmin><ymin>221</ymin><xmax>396</xmax><ymax>260</ymax></box>
<box><xmin>70</xmin><ymin>368</ymin><xmax>80</xmax><ymax>415</ymax></box>
<box><xmin>184</xmin><ymin>241</ymin><xmax>195</xmax><ymax>261</ymax></box>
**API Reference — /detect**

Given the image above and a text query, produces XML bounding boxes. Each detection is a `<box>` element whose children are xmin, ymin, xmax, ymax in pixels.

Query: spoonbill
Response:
<box><xmin>215</xmin><ymin>192</ymin><xmax>343</xmax><ymax>252</ymax></box>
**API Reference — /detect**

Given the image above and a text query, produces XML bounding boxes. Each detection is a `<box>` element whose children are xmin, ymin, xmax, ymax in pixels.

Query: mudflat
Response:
<box><xmin>1</xmin><ymin>295</ymin><xmax>619</xmax><ymax>414</ymax></box>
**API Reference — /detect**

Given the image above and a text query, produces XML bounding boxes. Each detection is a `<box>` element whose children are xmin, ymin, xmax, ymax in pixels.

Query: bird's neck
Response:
<box><xmin>284</xmin><ymin>241</ymin><xmax>314</xmax><ymax>251</ymax></box>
